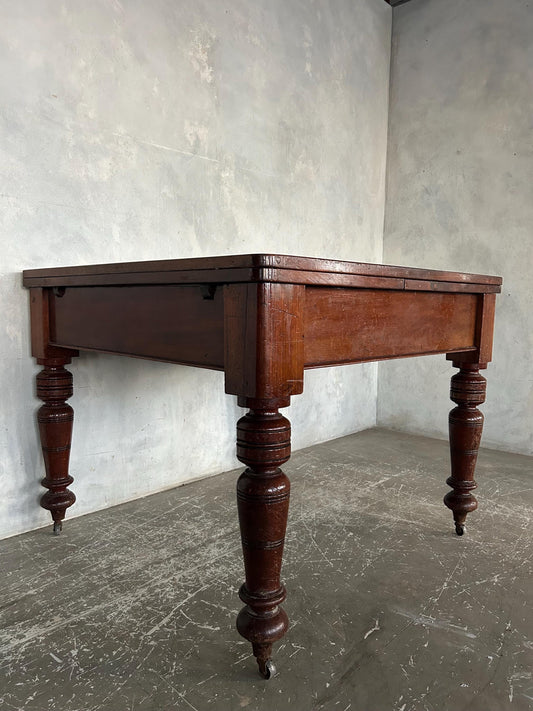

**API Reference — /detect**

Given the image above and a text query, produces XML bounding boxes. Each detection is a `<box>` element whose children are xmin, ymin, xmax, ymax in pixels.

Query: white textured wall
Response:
<box><xmin>379</xmin><ymin>0</ymin><xmax>533</xmax><ymax>455</ymax></box>
<box><xmin>1</xmin><ymin>1</ymin><xmax>391</xmax><ymax>538</ymax></box>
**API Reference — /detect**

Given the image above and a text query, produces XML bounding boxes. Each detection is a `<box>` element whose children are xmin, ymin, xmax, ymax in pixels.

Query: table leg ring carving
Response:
<box><xmin>236</xmin><ymin>404</ymin><xmax>291</xmax><ymax>678</ymax></box>
<box><xmin>445</xmin><ymin>363</ymin><xmax>486</xmax><ymax>536</ymax></box>
<box><xmin>36</xmin><ymin>361</ymin><xmax>76</xmax><ymax>534</ymax></box>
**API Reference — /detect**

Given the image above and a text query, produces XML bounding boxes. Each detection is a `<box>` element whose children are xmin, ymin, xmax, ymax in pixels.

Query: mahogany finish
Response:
<box><xmin>445</xmin><ymin>362</ymin><xmax>487</xmax><ymax>536</ymax></box>
<box><xmin>28</xmin><ymin>289</ymin><xmax>78</xmax><ymax>531</ymax></box>
<box><xmin>23</xmin><ymin>253</ymin><xmax>502</xmax><ymax>288</ymax></box>
<box><xmin>224</xmin><ymin>283</ymin><xmax>304</xmax><ymax>401</ymax></box>
<box><xmin>22</xmin><ymin>253</ymin><xmax>501</xmax><ymax>678</ymax></box>
<box><xmin>236</xmin><ymin>402</ymin><xmax>291</xmax><ymax>678</ymax></box>
<box><xmin>36</xmin><ymin>362</ymin><xmax>76</xmax><ymax>534</ymax></box>
<box><xmin>304</xmin><ymin>288</ymin><xmax>478</xmax><ymax>366</ymax></box>
<box><xmin>50</xmin><ymin>285</ymin><xmax>225</xmax><ymax>369</ymax></box>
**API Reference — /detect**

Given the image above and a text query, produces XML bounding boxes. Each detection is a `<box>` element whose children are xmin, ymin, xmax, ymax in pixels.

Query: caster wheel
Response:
<box><xmin>259</xmin><ymin>660</ymin><xmax>277</xmax><ymax>679</ymax></box>
<box><xmin>53</xmin><ymin>521</ymin><xmax>62</xmax><ymax>536</ymax></box>
<box><xmin>455</xmin><ymin>524</ymin><xmax>464</xmax><ymax>536</ymax></box>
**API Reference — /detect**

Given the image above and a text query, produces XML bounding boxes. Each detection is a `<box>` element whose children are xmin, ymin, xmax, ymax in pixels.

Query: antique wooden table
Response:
<box><xmin>23</xmin><ymin>254</ymin><xmax>501</xmax><ymax>678</ymax></box>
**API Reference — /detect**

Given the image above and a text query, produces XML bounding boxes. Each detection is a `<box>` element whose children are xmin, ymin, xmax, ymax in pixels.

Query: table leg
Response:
<box><xmin>445</xmin><ymin>361</ymin><xmax>486</xmax><ymax>535</ymax></box>
<box><xmin>235</xmin><ymin>398</ymin><xmax>291</xmax><ymax>678</ymax></box>
<box><xmin>36</xmin><ymin>357</ymin><xmax>76</xmax><ymax>534</ymax></box>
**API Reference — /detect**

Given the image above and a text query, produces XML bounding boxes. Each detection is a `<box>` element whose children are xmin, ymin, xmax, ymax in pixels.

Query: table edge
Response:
<box><xmin>22</xmin><ymin>253</ymin><xmax>503</xmax><ymax>289</ymax></box>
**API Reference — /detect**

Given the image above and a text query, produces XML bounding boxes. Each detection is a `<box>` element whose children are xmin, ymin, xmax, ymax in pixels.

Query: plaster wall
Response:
<box><xmin>0</xmin><ymin>0</ymin><xmax>391</xmax><ymax>538</ymax></box>
<box><xmin>379</xmin><ymin>0</ymin><xmax>533</xmax><ymax>455</ymax></box>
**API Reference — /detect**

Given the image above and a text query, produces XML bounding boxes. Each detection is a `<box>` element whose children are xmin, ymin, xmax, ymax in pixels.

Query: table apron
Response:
<box><xmin>48</xmin><ymin>284</ymin><xmax>225</xmax><ymax>369</ymax></box>
<box><xmin>303</xmin><ymin>287</ymin><xmax>478</xmax><ymax>366</ymax></box>
<box><xmin>45</xmin><ymin>284</ymin><xmax>483</xmax><ymax>370</ymax></box>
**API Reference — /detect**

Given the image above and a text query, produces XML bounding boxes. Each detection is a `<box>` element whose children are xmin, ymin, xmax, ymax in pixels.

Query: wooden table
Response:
<box><xmin>23</xmin><ymin>254</ymin><xmax>501</xmax><ymax>678</ymax></box>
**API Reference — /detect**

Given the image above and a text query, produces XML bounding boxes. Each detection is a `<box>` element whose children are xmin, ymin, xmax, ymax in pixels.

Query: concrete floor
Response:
<box><xmin>1</xmin><ymin>428</ymin><xmax>532</xmax><ymax>711</ymax></box>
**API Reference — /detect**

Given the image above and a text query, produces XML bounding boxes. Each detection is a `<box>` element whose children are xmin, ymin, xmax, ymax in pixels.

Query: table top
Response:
<box><xmin>23</xmin><ymin>253</ymin><xmax>502</xmax><ymax>293</ymax></box>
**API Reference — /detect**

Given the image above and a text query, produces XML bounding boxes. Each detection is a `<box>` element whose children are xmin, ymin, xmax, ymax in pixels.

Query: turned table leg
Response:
<box><xmin>445</xmin><ymin>361</ymin><xmax>487</xmax><ymax>536</ymax></box>
<box><xmin>235</xmin><ymin>398</ymin><xmax>291</xmax><ymax>679</ymax></box>
<box><xmin>36</xmin><ymin>358</ymin><xmax>76</xmax><ymax>534</ymax></box>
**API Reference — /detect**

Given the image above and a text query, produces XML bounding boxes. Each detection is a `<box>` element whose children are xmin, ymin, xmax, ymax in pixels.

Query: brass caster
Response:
<box><xmin>258</xmin><ymin>659</ymin><xmax>277</xmax><ymax>679</ymax></box>
<box><xmin>53</xmin><ymin>521</ymin><xmax>63</xmax><ymax>535</ymax></box>
<box><xmin>455</xmin><ymin>523</ymin><xmax>465</xmax><ymax>536</ymax></box>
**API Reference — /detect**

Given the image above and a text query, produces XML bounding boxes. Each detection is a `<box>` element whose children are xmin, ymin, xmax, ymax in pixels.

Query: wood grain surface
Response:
<box><xmin>304</xmin><ymin>288</ymin><xmax>478</xmax><ymax>366</ymax></box>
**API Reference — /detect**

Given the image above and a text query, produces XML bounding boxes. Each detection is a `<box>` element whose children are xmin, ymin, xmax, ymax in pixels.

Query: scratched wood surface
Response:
<box><xmin>1</xmin><ymin>429</ymin><xmax>532</xmax><ymax>710</ymax></box>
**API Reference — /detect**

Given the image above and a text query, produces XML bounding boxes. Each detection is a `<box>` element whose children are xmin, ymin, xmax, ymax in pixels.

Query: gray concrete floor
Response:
<box><xmin>1</xmin><ymin>428</ymin><xmax>532</xmax><ymax>711</ymax></box>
